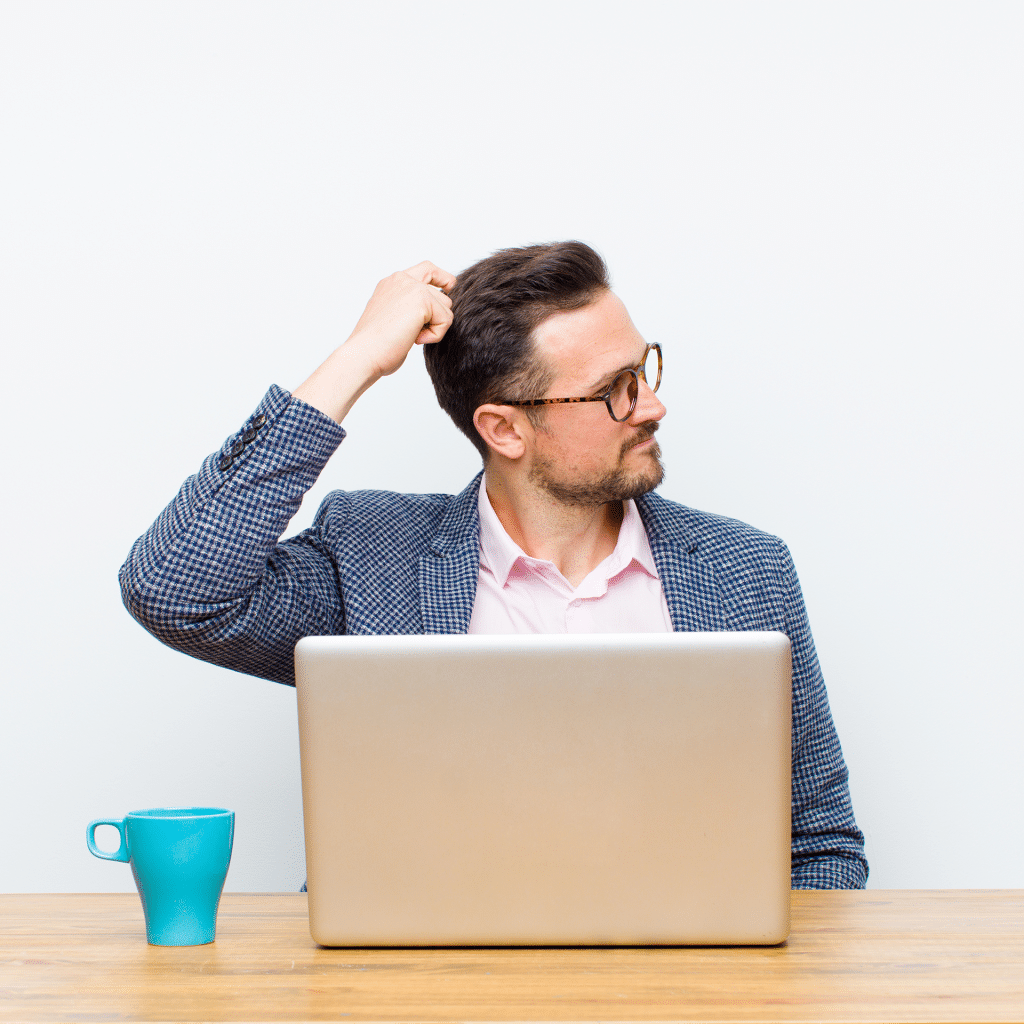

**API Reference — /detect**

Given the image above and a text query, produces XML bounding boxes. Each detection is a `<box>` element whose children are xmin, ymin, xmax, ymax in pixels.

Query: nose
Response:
<box><xmin>629</xmin><ymin>376</ymin><xmax>667</xmax><ymax>425</ymax></box>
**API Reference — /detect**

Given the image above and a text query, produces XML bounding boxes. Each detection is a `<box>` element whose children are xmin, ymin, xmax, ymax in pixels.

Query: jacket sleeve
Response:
<box><xmin>778</xmin><ymin>541</ymin><xmax>869</xmax><ymax>888</ymax></box>
<box><xmin>119</xmin><ymin>385</ymin><xmax>347</xmax><ymax>686</ymax></box>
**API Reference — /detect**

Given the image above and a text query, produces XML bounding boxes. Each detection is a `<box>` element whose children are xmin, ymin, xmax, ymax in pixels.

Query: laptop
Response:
<box><xmin>294</xmin><ymin>631</ymin><xmax>792</xmax><ymax>947</ymax></box>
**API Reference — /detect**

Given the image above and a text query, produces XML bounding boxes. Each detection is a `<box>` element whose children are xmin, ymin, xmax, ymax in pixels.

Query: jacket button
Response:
<box><xmin>231</xmin><ymin>440</ymin><xmax>244</xmax><ymax>455</ymax></box>
<box><xmin>253</xmin><ymin>414</ymin><xmax>266</xmax><ymax>428</ymax></box>
<box><xmin>242</xmin><ymin>427</ymin><xmax>257</xmax><ymax>443</ymax></box>
<box><xmin>218</xmin><ymin>456</ymin><xmax>233</xmax><ymax>471</ymax></box>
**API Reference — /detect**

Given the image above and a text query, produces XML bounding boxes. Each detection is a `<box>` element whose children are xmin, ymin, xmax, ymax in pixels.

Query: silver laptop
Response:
<box><xmin>294</xmin><ymin>631</ymin><xmax>792</xmax><ymax>947</ymax></box>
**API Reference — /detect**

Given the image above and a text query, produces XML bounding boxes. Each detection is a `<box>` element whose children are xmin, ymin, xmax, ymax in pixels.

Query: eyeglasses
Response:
<box><xmin>501</xmin><ymin>343</ymin><xmax>662</xmax><ymax>422</ymax></box>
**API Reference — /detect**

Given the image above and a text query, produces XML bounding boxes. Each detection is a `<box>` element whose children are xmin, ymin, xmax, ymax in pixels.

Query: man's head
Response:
<box><xmin>424</xmin><ymin>241</ymin><xmax>665</xmax><ymax>504</ymax></box>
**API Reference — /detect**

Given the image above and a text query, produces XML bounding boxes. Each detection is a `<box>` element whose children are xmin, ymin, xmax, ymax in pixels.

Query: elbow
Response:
<box><xmin>118</xmin><ymin>555</ymin><xmax>296</xmax><ymax>687</ymax></box>
<box><xmin>118</xmin><ymin>550</ymin><xmax>242</xmax><ymax>646</ymax></box>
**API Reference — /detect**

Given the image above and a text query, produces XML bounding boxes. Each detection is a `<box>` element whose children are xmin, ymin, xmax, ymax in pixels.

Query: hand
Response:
<box><xmin>345</xmin><ymin>261</ymin><xmax>457</xmax><ymax>379</ymax></box>
<box><xmin>292</xmin><ymin>261</ymin><xmax>457</xmax><ymax>424</ymax></box>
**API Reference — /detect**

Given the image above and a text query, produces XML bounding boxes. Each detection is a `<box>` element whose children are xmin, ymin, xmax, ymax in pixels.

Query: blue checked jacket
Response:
<box><xmin>120</xmin><ymin>385</ymin><xmax>868</xmax><ymax>890</ymax></box>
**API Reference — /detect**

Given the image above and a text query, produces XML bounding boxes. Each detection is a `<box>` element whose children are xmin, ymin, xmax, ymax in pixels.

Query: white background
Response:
<box><xmin>1</xmin><ymin>1</ymin><xmax>1021</xmax><ymax>893</ymax></box>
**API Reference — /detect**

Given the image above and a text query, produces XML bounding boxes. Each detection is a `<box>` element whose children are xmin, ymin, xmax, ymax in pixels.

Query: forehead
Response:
<box><xmin>531</xmin><ymin>290</ymin><xmax>647</xmax><ymax>388</ymax></box>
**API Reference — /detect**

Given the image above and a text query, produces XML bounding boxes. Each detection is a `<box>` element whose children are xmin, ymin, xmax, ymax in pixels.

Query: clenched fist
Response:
<box><xmin>293</xmin><ymin>261</ymin><xmax>458</xmax><ymax>424</ymax></box>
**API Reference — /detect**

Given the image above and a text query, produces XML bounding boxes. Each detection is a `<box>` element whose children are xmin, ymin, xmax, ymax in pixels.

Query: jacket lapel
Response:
<box><xmin>637</xmin><ymin>492</ymin><xmax>731</xmax><ymax>632</ymax></box>
<box><xmin>418</xmin><ymin>472</ymin><xmax>484</xmax><ymax>634</ymax></box>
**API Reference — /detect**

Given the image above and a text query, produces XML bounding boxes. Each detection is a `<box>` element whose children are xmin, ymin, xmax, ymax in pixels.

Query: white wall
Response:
<box><xmin>1</xmin><ymin>1</ymin><xmax>1021</xmax><ymax>893</ymax></box>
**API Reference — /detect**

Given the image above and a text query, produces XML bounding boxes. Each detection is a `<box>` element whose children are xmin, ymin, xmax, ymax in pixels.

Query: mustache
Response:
<box><xmin>621</xmin><ymin>421</ymin><xmax>659</xmax><ymax>456</ymax></box>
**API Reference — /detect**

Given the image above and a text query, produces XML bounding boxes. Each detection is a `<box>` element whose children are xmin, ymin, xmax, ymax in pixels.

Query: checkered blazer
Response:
<box><xmin>120</xmin><ymin>385</ymin><xmax>868</xmax><ymax>890</ymax></box>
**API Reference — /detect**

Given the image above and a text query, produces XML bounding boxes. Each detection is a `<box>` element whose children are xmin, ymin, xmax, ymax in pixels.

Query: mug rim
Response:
<box><xmin>127</xmin><ymin>807</ymin><xmax>233</xmax><ymax>820</ymax></box>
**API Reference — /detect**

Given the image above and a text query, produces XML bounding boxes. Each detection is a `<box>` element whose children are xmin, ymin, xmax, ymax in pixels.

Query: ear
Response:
<box><xmin>473</xmin><ymin>404</ymin><xmax>529</xmax><ymax>461</ymax></box>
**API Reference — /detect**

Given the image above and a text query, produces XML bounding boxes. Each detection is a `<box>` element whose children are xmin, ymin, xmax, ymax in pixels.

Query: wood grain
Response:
<box><xmin>1</xmin><ymin>890</ymin><xmax>1022</xmax><ymax>1022</ymax></box>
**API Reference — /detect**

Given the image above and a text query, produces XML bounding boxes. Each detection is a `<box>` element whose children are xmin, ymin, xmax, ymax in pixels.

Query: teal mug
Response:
<box><xmin>87</xmin><ymin>807</ymin><xmax>234</xmax><ymax>946</ymax></box>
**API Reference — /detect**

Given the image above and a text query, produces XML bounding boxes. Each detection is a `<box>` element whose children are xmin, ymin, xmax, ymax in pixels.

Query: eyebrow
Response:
<box><xmin>585</xmin><ymin>351</ymin><xmax>645</xmax><ymax>394</ymax></box>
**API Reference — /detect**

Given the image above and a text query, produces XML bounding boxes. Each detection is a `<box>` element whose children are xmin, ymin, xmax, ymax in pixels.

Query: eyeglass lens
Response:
<box><xmin>608</xmin><ymin>373</ymin><xmax>637</xmax><ymax>420</ymax></box>
<box><xmin>608</xmin><ymin>347</ymin><xmax>661</xmax><ymax>421</ymax></box>
<box><xmin>641</xmin><ymin>345</ymin><xmax>662</xmax><ymax>392</ymax></box>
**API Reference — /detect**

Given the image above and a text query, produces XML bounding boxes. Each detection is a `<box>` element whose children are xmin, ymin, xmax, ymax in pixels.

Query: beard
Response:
<box><xmin>529</xmin><ymin>422</ymin><xmax>665</xmax><ymax>507</ymax></box>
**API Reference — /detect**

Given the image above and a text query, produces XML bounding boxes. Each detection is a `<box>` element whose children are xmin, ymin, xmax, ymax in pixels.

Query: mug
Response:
<box><xmin>87</xmin><ymin>807</ymin><xmax>234</xmax><ymax>946</ymax></box>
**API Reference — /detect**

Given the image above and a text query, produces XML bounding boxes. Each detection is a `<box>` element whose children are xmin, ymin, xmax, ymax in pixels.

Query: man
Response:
<box><xmin>120</xmin><ymin>241</ymin><xmax>868</xmax><ymax>889</ymax></box>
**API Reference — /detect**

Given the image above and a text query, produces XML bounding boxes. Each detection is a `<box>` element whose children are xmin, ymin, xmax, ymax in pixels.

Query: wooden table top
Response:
<box><xmin>1</xmin><ymin>890</ymin><xmax>1022</xmax><ymax>1022</ymax></box>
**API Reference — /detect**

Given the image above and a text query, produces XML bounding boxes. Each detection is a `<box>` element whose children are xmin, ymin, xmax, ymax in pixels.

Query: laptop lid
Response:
<box><xmin>294</xmin><ymin>631</ymin><xmax>792</xmax><ymax>947</ymax></box>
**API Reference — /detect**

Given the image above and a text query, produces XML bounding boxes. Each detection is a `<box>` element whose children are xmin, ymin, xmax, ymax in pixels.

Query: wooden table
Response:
<box><xmin>1</xmin><ymin>891</ymin><xmax>1022</xmax><ymax>1022</ymax></box>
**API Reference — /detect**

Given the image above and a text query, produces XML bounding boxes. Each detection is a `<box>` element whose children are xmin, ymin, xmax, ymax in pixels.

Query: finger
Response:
<box><xmin>430</xmin><ymin>285</ymin><xmax>453</xmax><ymax>309</ymax></box>
<box><xmin>415</xmin><ymin>294</ymin><xmax>454</xmax><ymax>345</ymax></box>
<box><xmin>404</xmin><ymin>261</ymin><xmax>457</xmax><ymax>294</ymax></box>
<box><xmin>414</xmin><ymin>322</ymin><xmax>448</xmax><ymax>345</ymax></box>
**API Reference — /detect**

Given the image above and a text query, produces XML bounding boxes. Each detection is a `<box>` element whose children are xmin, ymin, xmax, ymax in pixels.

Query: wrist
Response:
<box><xmin>293</xmin><ymin>343</ymin><xmax>381</xmax><ymax>425</ymax></box>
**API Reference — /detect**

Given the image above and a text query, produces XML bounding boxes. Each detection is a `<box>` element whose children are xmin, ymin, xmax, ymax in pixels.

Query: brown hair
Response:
<box><xmin>424</xmin><ymin>241</ymin><xmax>610</xmax><ymax>459</ymax></box>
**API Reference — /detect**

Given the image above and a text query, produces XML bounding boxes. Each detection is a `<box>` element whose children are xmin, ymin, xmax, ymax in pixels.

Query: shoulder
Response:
<box><xmin>639</xmin><ymin>492</ymin><xmax>802</xmax><ymax>631</ymax></box>
<box><xmin>309</xmin><ymin>473</ymin><xmax>483</xmax><ymax>557</ymax></box>
<box><xmin>638</xmin><ymin>491</ymin><xmax>790</xmax><ymax>571</ymax></box>
<box><xmin>313</xmin><ymin>487</ymin><xmax>455</xmax><ymax>540</ymax></box>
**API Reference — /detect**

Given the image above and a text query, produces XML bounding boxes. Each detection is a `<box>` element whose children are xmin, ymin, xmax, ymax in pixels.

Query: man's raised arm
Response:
<box><xmin>118</xmin><ymin>262</ymin><xmax>456</xmax><ymax>685</ymax></box>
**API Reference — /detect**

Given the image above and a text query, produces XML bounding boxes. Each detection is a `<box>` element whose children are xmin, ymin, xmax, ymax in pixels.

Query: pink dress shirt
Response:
<box><xmin>467</xmin><ymin>476</ymin><xmax>674</xmax><ymax>635</ymax></box>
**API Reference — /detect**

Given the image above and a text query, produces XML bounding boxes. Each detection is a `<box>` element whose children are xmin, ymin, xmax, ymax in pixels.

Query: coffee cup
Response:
<box><xmin>87</xmin><ymin>807</ymin><xmax>234</xmax><ymax>946</ymax></box>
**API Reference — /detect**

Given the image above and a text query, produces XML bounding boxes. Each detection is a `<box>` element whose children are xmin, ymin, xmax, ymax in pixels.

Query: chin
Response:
<box><xmin>620</xmin><ymin>443</ymin><xmax>665</xmax><ymax>496</ymax></box>
<box><xmin>619</xmin><ymin>462</ymin><xmax>665</xmax><ymax>501</ymax></box>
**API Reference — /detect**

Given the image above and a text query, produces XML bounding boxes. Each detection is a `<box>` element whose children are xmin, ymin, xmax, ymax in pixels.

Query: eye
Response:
<box><xmin>608</xmin><ymin>370</ymin><xmax>637</xmax><ymax>420</ymax></box>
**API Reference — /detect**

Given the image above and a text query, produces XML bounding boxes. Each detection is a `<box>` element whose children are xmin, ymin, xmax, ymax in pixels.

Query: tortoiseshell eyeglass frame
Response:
<box><xmin>500</xmin><ymin>343</ymin><xmax>662</xmax><ymax>422</ymax></box>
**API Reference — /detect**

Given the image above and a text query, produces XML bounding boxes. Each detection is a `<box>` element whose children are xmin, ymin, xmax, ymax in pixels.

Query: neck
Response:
<box><xmin>482</xmin><ymin>471</ymin><xmax>624</xmax><ymax>588</ymax></box>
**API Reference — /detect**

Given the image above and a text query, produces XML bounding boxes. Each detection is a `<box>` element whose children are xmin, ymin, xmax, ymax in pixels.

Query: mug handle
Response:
<box><xmin>87</xmin><ymin>819</ymin><xmax>129</xmax><ymax>862</ymax></box>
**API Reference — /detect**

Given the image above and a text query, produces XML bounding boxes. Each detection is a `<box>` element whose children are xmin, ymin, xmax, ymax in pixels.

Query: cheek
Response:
<box><xmin>535</xmin><ymin>427</ymin><xmax>581</xmax><ymax>469</ymax></box>
<box><xmin>549</xmin><ymin>426</ymin><xmax>619</xmax><ymax>467</ymax></box>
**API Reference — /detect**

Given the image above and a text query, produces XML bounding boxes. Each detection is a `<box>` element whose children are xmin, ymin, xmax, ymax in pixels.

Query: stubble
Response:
<box><xmin>529</xmin><ymin>422</ymin><xmax>665</xmax><ymax>507</ymax></box>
